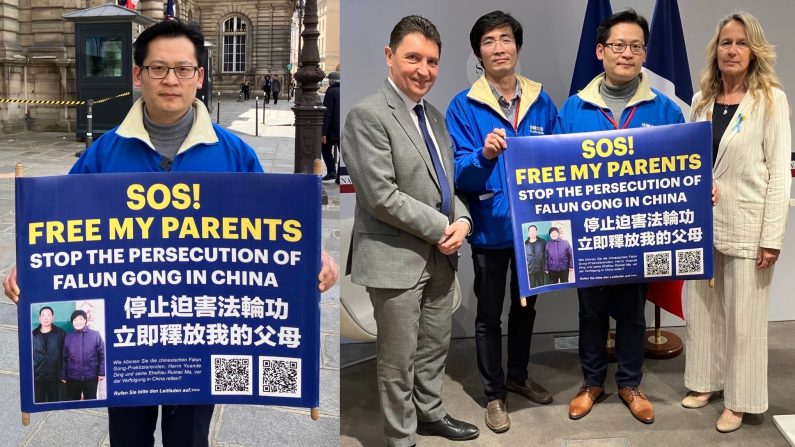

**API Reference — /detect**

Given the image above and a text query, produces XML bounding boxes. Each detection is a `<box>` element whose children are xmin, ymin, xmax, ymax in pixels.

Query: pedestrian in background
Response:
<box><xmin>321</xmin><ymin>71</ymin><xmax>340</xmax><ymax>182</ymax></box>
<box><xmin>272</xmin><ymin>74</ymin><xmax>282</xmax><ymax>104</ymax></box>
<box><xmin>262</xmin><ymin>75</ymin><xmax>272</xmax><ymax>103</ymax></box>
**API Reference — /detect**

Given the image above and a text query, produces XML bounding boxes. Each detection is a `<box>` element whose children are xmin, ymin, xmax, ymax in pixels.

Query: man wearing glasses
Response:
<box><xmin>69</xmin><ymin>21</ymin><xmax>253</xmax><ymax>174</ymax></box>
<box><xmin>5</xmin><ymin>19</ymin><xmax>339</xmax><ymax>447</ymax></box>
<box><xmin>554</xmin><ymin>9</ymin><xmax>684</xmax><ymax>425</ymax></box>
<box><xmin>446</xmin><ymin>10</ymin><xmax>557</xmax><ymax>434</ymax></box>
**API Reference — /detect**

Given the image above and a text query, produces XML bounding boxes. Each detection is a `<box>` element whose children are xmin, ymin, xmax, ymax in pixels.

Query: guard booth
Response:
<box><xmin>197</xmin><ymin>42</ymin><xmax>214</xmax><ymax>113</ymax></box>
<box><xmin>64</xmin><ymin>4</ymin><xmax>156</xmax><ymax>139</ymax></box>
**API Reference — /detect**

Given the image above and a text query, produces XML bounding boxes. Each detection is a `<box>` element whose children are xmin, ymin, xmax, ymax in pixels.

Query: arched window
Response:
<box><xmin>222</xmin><ymin>17</ymin><xmax>247</xmax><ymax>73</ymax></box>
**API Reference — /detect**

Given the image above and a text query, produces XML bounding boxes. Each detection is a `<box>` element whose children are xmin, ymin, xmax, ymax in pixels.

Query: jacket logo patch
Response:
<box><xmin>529</xmin><ymin>125</ymin><xmax>545</xmax><ymax>135</ymax></box>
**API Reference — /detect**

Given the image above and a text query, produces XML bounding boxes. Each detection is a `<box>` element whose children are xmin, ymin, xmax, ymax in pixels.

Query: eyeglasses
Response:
<box><xmin>603</xmin><ymin>42</ymin><xmax>646</xmax><ymax>55</ymax></box>
<box><xmin>142</xmin><ymin>65</ymin><xmax>199</xmax><ymax>79</ymax></box>
<box><xmin>480</xmin><ymin>37</ymin><xmax>515</xmax><ymax>50</ymax></box>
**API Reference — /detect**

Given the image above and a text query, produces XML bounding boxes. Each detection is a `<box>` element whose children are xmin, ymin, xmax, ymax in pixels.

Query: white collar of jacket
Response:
<box><xmin>466</xmin><ymin>74</ymin><xmax>542</xmax><ymax>124</ymax></box>
<box><xmin>577</xmin><ymin>72</ymin><xmax>656</xmax><ymax>109</ymax></box>
<box><xmin>116</xmin><ymin>98</ymin><xmax>219</xmax><ymax>154</ymax></box>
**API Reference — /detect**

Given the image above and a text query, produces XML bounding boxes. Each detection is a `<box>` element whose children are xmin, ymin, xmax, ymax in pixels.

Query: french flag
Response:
<box><xmin>644</xmin><ymin>0</ymin><xmax>693</xmax><ymax>320</ymax></box>
<box><xmin>643</xmin><ymin>0</ymin><xmax>693</xmax><ymax>117</ymax></box>
<box><xmin>569</xmin><ymin>0</ymin><xmax>612</xmax><ymax>96</ymax></box>
<box><xmin>119</xmin><ymin>0</ymin><xmax>138</xmax><ymax>10</ymax></box>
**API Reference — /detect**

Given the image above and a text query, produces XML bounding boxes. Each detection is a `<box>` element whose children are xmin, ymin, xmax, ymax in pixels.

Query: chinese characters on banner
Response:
<box><xmin>503</xmin><ymin>122</ymin><xmax>713</xmax><ymax>297</ymax></box>
<box><xmin>16</xmin><ymin>172</ymin><xmax>320</xmax><ymax>412</ymax></box>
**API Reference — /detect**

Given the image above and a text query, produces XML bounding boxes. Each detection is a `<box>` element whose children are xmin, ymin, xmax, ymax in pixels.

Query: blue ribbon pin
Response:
<box><xmin>732</xmin><ymin>113</ymin><xmax>745</xmax><ymax>133</ymax></box>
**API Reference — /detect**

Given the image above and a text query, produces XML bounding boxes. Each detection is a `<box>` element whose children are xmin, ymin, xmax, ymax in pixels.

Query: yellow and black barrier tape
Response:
<box><xmin>0</xmin><ymin>91</ymin><xmax>131</xmax><ymax>106</ymax></box>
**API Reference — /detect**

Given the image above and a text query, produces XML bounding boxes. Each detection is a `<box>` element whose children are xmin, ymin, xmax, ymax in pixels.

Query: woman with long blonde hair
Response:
<box><xmin>682</xmin><ymin>12</ymin><xmax>791</xmax><ymax>433</ymax></box>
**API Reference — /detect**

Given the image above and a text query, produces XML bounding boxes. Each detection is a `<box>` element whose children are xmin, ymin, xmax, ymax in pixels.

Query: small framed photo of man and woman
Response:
<box><xmin>30</xmin><ymin>299</ymin><xmax>107</xmax><ymax>404</ymax></box>
<box><xmin>522</xmin><ymin>220</ymin><xmax>575</xmax><ymax>290</ymax></box>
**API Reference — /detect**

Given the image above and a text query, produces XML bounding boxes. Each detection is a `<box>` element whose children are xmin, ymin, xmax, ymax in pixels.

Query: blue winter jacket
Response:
<box><xmin>447</xmin><ymin>75</ymin><xmax>558</xmax><ymax>248</ymax></box>
<box><xmin>71</xmin><ymin>99</ymin><xmax>263</xmax><ymax>174</ymax></box>
<box><xmin>61</xmin><ymin>327</ymin><xmax>105</xmax><ymax>381</ymax></box>
<box><xmin>545</xmin><ymin>238</ymin><xmax>573</xmax><ymax>272</ymax></box>
<box><xmin>553</xmin><ymin>72</ymin><xmax>685</xmax><ymax>134</ymax></box>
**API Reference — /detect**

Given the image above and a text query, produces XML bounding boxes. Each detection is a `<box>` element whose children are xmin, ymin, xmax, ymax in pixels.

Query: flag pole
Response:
<box><xmin>16</xmin><ymin>162</ymin><xmax>30</xmax><ymax>426</ymax></box>
<box><xmin>644</xmin><ymin>304</ymin><xmax>682</xmax><ymax>359</ymax></box>
<box><xmin>642</xmin><ymin>0</ymin><xmax>692</xmax><ymax>360</ymax></box>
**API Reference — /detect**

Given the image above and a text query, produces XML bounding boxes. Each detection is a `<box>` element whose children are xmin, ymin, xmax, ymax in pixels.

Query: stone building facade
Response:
<box><xmin>0</xmin><ymin>0</ymin><xmax>296</xmax><ymax>133</ymax></box>
<box><xmin>316</xmin><ymin>0</ymin><xmax>338</xmax><ymax>74</ymax></box>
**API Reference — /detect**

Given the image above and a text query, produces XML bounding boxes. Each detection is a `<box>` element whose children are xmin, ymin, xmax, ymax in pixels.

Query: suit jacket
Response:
<box><xmin>342</xmin><ymin>80</ymin><xmax>470</xmax><ymax>289</ymax></box>
<box><xmin>691</xmin><ymin>87</ymin><xmax>791</xmax><ymax>258</ymax></box>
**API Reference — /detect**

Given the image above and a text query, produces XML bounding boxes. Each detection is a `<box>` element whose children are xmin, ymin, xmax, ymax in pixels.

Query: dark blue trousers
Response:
<box><xmin>108</xmin><ymin>405</ymin><xmax>215</xmax><ymax>447</ymax></box>
<box><xmin>472</xmin><ymin>246</ymin><xmax>538</xmax><ymax>401</ymax></box>
<box><xmin>577</xmin><ymin>284</ymin><xmax>647</xmax><ymax>388</ymax></box>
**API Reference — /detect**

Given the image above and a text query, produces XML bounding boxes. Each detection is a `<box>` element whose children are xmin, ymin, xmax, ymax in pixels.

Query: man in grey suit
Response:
<box><xmin>342</xmin><ymin>15</ymin><xmax>479</xmax><ymax>447</ymax></box>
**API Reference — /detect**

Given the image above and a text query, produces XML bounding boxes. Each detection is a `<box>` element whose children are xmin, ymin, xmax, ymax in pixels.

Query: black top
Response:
<box><xmin>322</xmin><ymin>82</ymin><xmax>340</xmax><ymax>140</ymax></box>
<box><xmin>711</xmin><ymin>102</ymin><xmax>739</xmax><ymax>166</ymax></box>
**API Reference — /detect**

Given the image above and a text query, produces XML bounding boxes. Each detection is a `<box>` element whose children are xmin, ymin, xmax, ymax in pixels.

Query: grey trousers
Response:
<box><xmin>367</xmin><ymin>249</ymin><xmax>454</xmax><ymax>447</ymax></box>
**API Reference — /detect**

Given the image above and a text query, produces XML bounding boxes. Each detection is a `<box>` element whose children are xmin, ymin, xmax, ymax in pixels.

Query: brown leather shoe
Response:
<box><xmin>619</xmin><ymin>386</ymin><xmax>654</xmax><ymax>424</ymax></box>
<box><xmin>485</xmin><ymin>399</ymin><xmax>510</xmax><ymax>433</ymax></box>
<box><xmin>568</xmin><ymin>384</ymin><xmax>604</xmax><ymax>420</ymax></box>
<box><xmin>507</xmin><ymin>377</ymin><xmax>553</xmax><ymax>404</ymax></box>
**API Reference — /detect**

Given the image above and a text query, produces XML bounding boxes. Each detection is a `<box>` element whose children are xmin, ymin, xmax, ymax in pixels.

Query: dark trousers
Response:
<box><xmin>577</xmin><ymin>284</ymin><xmax>647</xmax><ymax>388</ymax></box>
<box><xmin>34</xmin><ymin>379</ymin><xmax>60</xmax><ymax>403</ymax></box>
<box><xmin>108</xmin><ymin>405</ymin><xmax>215</xmax><ymax>447</ymax></box>
<box><xmin>322</xmin><ymin>140</ymin><xmax>338</xmax><ymax>175</ymax></box>
<box><xmin>529</xmin><ymin>271</ymin><xmax>546</xmax><ymax>288</ymax></box>
<box><xmin>549</xmin><ymin>269</ymin><xmax>570</xmax><ymax>283</ymax></box>
<box><xmin>272</xmin><ymin>91</ymin><xmax>280</xmax><ymax>104</ymax></box>
<box><xmin>66</xmin><ymin>379</ymin><xmax>98</xmax><ymax>400</ymax></box>
<box><xmin>472</xmin><ymin>246</ymin><xmax>538</xmax><ymax>401</ymax></box>
<box><xmin>263</xmin><ymin>90</ymin><xmax>271</xmax><ymax>103</ymax></box>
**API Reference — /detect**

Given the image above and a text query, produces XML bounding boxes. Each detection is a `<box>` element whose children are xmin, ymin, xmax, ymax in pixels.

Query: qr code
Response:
<box><xmin>644</xmin><ymin>251</ymin><xmax>671</xmax><ymax>277</ymax></box>
<box><xmin>676</xmin><ymin>248</ymin><xmax>704</xmax><ymax>275</ymax></box>
<box><xmin>211</xmin><ymin>355</ymin><xmax>253</xmax><ymax>395</ymax></box>
<box><xmin>260</xmin><ymin>356</ymin><xmax>301</xmax><ymax>398</ymax></box>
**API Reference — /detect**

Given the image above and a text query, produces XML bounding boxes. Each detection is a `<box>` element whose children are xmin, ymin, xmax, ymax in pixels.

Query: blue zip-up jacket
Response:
<box><xmin>553</xmin><ymin>72</ymin><xmax>685</xmax><ymax>135</ymax></box>
<box><xmin>71</xmin><ymin>99</ymin><xmax>263</xmax><ymax>174</ymax></box>
<box><xmin>545</xmin><ymin>238</ymin><xmax>573</xmax><ymax>272</ymax></box>
<box><xmin>447</xmin><ymin>75</ymin><xmax>558</xmax><ymax>248</ymax></box>
<box><xmin>61</xmin><ymin>326</ymin><xmax>105</xmax><ymax>381</ymax></box>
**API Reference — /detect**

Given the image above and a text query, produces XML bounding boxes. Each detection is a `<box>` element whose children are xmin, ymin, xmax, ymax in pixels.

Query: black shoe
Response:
<box><xmin>322</xmin><ymin>173</ymin><xmax>337</xmax><ymax>182</ymax></box>
<box><xmin>417</xmin><ymin>414</ymin><xmax>479</xmax><ymax>441</ymax></box>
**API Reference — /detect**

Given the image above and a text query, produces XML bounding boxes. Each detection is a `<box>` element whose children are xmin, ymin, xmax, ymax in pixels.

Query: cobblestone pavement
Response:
<box><xmin>0</xmin><ymin>94</ymin><xmax>340</xmax><ymax>447</ymax></box>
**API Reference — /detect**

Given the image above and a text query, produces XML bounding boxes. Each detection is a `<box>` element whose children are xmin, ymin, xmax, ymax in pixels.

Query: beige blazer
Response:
<box><xmin>690</xmin><ymin>88</ymin><xmax>791</xmax><ymax>258</ymax></box>
<box><xmin>342</xmin><ymin>80</ymin><xmax>470</xmax><ymax>289</ymax></box>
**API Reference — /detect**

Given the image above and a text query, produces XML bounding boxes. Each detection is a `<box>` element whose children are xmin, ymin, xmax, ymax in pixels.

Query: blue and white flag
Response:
<box><xmin>644</xmin><ymin>0</ymin><xmax>693</xmax><ymax>118</ymax></box>
<box><xmin>569</xmin><ymin>0</ymin><xmax>612</xmax><ymax>96</ymax></box>
<box><xmin>166</xmin><ymin>0</ymin><xmax>177</xmax><ymax>19</ymax></box>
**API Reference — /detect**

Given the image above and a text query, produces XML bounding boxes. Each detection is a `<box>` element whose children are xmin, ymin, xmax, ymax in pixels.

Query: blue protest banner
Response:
<box><xmin>503</xmin><ymin>122</ymin><xmax>713</xmax><ymax>297</ymax></box>
<box><xmin>15</xmin><ymin>172</ymin><xmax>320</xmax><ymax>413</ymax></box>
